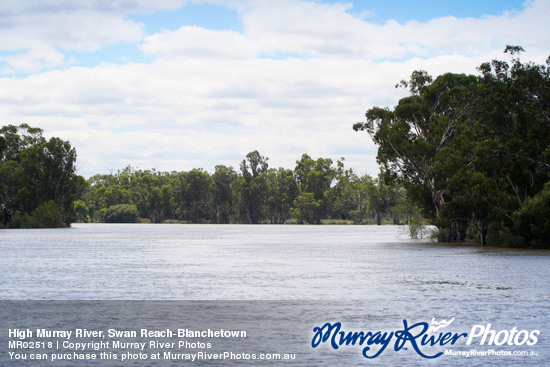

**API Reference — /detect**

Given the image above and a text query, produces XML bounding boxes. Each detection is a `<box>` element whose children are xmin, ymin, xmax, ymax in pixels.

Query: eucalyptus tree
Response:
<box><xmin>292</xmin><ymin>154</ymin><xmax>335</xmax><ymax>223</ymax></box>
<box><xmin>354</xmin><ymin>46</ymin><xmax>550</xmax><ymax>246</ymax></box>
<box><xmin>210</xmin><ymin>165</ymin><xmax>238</xmax><ymax>223</ymax></box>
<box><xmin>266</xmin><ymin>167</ymin><xmax>299</xmax><ymax>224</ymax></box>
<box><xmin>354</xmin><ymin>71</ymin><xmax>478</xmax><ymax>221</ymax></box>
<box><xmin>239</xmin><ymin>150</ymin><xmax>269</xmax><ymax>224</ymax></box>
<box><xmin>182</xmin><ymin>169</ymin><xmax>212</xmax><ymax>223</ymax></box>
<box><xmin>0</xmin><ymin>124</ymin><xmax>84</xmax><ymax>227</ymax></box>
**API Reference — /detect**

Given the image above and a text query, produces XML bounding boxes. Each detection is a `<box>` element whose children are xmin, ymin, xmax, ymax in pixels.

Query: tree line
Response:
<box><xmin>354</xmin><ymin>46</ymin><xmax>550</xmax><ymax>247</ymax></box>
<box><xmin>0</xmin><ymin>125</ymin><xmax>419</xmax><ymax>229</ymax></box>
<box><xmin>76</xmin><ymin>151</ymin><xmax>420</xmax><ymax>227</ymax></box>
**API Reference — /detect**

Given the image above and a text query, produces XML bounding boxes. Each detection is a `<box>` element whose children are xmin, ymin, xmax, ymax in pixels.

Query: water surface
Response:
<box><xmin>1</xmin><ymin>223</ymin><xmax>547</xmax><ymax>303</ymax></box>
<box><xmin>1</xmin><ymin>224</ymin><xmax>548</xmax><ymax>366</ymax></box>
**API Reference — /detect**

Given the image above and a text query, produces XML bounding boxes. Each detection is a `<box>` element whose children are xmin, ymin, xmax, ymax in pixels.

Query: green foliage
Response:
<box><xmin>79</xmin><ymin>151</ymin><xmax>415</xmax><ymax>226</ymax></box>
<box><xmin>513</xmin><ymin>183</ymin><xmax>550</xmax><ymax>248</ymax></box>
<box><xmin>182</xmin><ymin>169</ymin><xmax>211</xmax><ymax>223</ymax></box>
<box><xmin>31</xmin><ymin>201</ymin><xmax>65</xmax><ymax>228</ymax></box>
<box><xmin>101</xmin><ymin>204</ymin><xmax>140</xmax><ymax>223</ymax></box>
<box><xmin>408</xmin><ymin>219</ymin><xmax>428</xmax><ymax>240</ymax></box>
<box><xmin>10</xmin><ymin>200</ymin><xmax>65</xmax><ymax>228</ymax></box>
<box><xmin>73</xmin><ymin>200</ymin><xmax>91</xmax><ymax>223</ymax></box>
<box><xmin>1</xmin><ymin>124</ymin><xmax>84</xmax><ymax>228</ymax></box>
<box><xmin>293</xmin><ymin>154</ymin><xmax>335</xmax><ymax>223</ymax></box>
<box><xmin>266</xmin><ymin>168</ymin><xmax>299</xmax><ymax>224</ymax></box>
<box><xmin>210</xmin><ymin>165</ymin><xmax>238</xmax><ymax>223</ymax></box>
<box><xmin>239</xmin><ymin>150</ymin><xmax>269</xmax><ymax>224</ymax></box>
<box><xmin>290</xmin><ymin>192</ymin><xmax>321</xmax><ymax>224</ymax></box>
<box><xmin>355</xmin><ymin>46</ymin><xmax>550</xmax><ymax>247</ymax></box>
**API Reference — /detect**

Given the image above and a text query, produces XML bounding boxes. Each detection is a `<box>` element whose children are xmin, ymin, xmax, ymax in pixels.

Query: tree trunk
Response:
<box><xmin>2</xmin><ymin>206</ymin><xmax>12</xmax><ymax>225</ymax></box>
<box><xmin>432</xmin><ymin>190</ymin><xmax>445</xmax><ymax>218</ymax></box>
<box><xmin>480</xmin><ymin>219</ymin><xmax>487</xmax><ymax>246</ymax></box>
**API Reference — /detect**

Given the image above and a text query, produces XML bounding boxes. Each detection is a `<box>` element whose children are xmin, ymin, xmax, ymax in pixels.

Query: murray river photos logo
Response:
<box><xmin>311</xmin><ymin>318</ymin><xmax>540</xmax><ymax>359</ymax></box>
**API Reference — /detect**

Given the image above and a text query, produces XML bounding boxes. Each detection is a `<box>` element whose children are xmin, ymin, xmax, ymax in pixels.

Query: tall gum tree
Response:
<box><xmin>355</xmin><ymin>47</ymin><xmax>550</xmax><ymax>246</ymax></box>
<box><xmin>353</xmin><ymin>71</ymin><xmax>477</xmax><ymax>220</ymax></box>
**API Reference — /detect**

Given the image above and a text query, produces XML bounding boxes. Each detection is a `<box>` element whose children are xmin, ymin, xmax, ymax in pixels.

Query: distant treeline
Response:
<box><xmin>77</xmin><ymin>151</ymin><xmax>420</xmax><ymax>227</ymax></box>
<box><xmin>0</xmin><ymin>124</ymin><xmax>419</xmax><ymax>230</ymax></box>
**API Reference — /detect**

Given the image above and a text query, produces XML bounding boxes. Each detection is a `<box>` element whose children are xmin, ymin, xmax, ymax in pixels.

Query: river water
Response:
<box><xmin>1</xmin><ymin>224</ymin><xmax>549</xmax><ymax>366</ymax></box>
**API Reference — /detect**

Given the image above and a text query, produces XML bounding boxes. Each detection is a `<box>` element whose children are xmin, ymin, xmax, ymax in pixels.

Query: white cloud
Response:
<box><xmin>139</xmin><ymin>0</ymin><xmax>550</xmax><ymax>62</ymax></box>
<box><xmin>0</xmin><ymin>1</ymin><xmax>200</xmax><ymax>73</ymax></box>
<box><xmin>0</xmin><ymin>1</ymin><xmax>173</xmax><ymax>13</ymax></box>
<box><xmin>0</xmin><ymin>46</ymin><xmax>66</xmax><ymax>74</ymax></box>
<box><xmin>0</xmin><ymin>0</ymin><xmax>548</xmax><ymax>177</ymax></box>
<box><xmin>0</xmin><ymin>0</ymin><xmax>251</xmax><ymax>72</ymax></box>
<box><xmin>141</xmin><ymin>26</ymin><xmax>257</xmax><ymax>59</ymax></box>
<box><xmin>0</xmin><ymin>53</ymin><xmax>493</xmax><ymax>177</ymax></box>
<box><xmin>240</xmin><ymin>0</ymin><xmax>550</xmax><ymax>60</ymax></box>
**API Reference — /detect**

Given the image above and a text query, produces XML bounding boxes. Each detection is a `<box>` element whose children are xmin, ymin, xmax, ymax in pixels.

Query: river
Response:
<box><xmin>1</xmin><ymin>224</ymin><xmax>548</xmax><ymax>366</ymax></box>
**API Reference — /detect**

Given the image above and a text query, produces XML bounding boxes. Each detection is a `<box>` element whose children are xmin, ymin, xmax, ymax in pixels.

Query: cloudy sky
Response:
<box><xmin>1</xmin><ymin>0</ymin><xmax>549</xmax><ymax>177</ymax></box>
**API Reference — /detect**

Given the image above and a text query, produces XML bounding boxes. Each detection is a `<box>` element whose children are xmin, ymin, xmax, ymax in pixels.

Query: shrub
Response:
<box><xmin>73</xmin><ymin>200</ymin><xmax>91</xmax><ymax>223</ymax></box>
<box><xmin>513</xmin><ymin>182</ymin><xmax>550</xmax><ymax>248</ymax></box>
<box><xmin>102</xmin><ymin>204</ymin><xmax>140</xmax><ymax>223</ymax></box>
<box><xmin>9</xmin><ymin>200</ymin><xmax>66</xmax><ymax>228</ymax></box>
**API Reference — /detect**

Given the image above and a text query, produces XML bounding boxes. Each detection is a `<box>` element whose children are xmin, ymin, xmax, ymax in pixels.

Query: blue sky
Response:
<box><xmin>132</xmin><ymin>3</ymin><xmax>244</xmax><ymax>33</ymax></box>
<box><xmin>129</xmin><ymin>0</ymin><xmax>527</xmax><ymax>33</ymax></box>
<box><xmin>59</xmin><ymin>0</ymin><xmax>528</xmax><ymax>71</ymax></box>
<box><xmin>327</xmin><ymin>0</ymin><xmax>525</xmax><ymax>23</ymax></box>
<box><xmin>0</xmin><ymin>0</ymin><xmax>547</xmax><ymax>177</ymax></box>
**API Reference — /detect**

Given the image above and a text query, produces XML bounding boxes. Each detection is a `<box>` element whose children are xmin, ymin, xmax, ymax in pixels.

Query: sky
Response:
<box><xmin>1</xmin><ymin>0</ymin><xmax>549</xmax><ymax>178</ymax></box>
